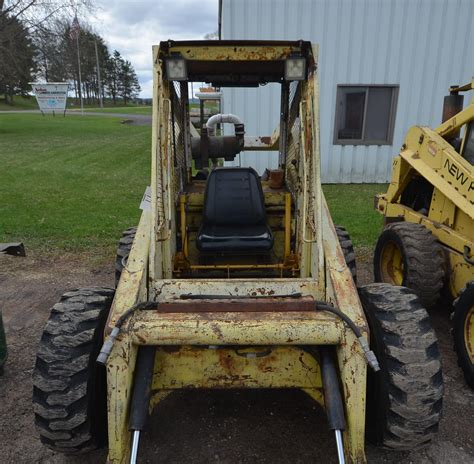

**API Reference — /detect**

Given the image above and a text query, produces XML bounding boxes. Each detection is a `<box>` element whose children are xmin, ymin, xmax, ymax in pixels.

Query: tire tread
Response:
<box><xmin>359</xmin><ymin>283</ymin><xmax>443</xmax><ymax>450</ymax></box>
<box><xmin>32</xmin><ymin>287</ymin><xmax>114</xmax><ymax>454</ymax></box>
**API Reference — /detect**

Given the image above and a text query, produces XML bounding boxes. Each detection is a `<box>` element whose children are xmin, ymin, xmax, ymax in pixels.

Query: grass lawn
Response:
<box><xmin>0</xmin><ymin>95</ymin><xmax>152</xmax><ymax>114</ymax></box>
<box><xmin>0</xmin><ymin>96</ymin><xmax>38</xmax><ymax>111</ymax></box>
<box><xmin>323</xmin><ymin>184</ymin><xmax>385</xmax><ymax>248</ymax></box>
<box><xmin>0</xmin><ymin>112</ymin><xmax>385</xmax><ymax>255</ymax></box>
<box><xmin>71</xmin><ymin>106</ymin><xmax>152</xmax><ymax>115</ymax></box>
<box><xmin>0</xmin><ymin>113</ymin><xmax>150</xmax><ymax>254</ymax></box>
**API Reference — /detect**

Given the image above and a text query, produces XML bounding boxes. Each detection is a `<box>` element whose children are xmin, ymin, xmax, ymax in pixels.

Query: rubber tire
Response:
<box><xmin>115</xmin><ymin>226</ymin><xmax>137</xmax><ymax>287</ymax></box>
<box><xmin>452</xmin><ymin>282</ymin><xmax>474</xmax><ymax>389</ymax></box>
<box><xmin>32</xmin><ymin>287</ymin><xmax>115</xmax><ymax>454</ymax></box>
<box><xmin>358</xmin><ymin>283</ymin><xmax>443</xmax><ymax>450</ymax></box>
<box><xmin>335</xmin><ymin>225</ymin><xmax>357</xmax><ymax>284</ymax></box>
<box><xmin>374</xmin><ymin>222</ymin><xmax>445</xmax><ymax>308</ymax></box>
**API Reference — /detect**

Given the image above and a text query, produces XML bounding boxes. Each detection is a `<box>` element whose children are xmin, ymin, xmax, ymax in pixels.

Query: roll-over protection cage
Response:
<box><xmin>149</xmin><ymin>40</ymin><xmax>324</xmax><ymax>284</ymax></box>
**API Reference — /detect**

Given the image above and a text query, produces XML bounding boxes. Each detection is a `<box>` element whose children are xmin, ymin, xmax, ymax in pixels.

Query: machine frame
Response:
<box><xmin>105</xmin><ymin>41</ymin><xmax>369</xmax><ymax>463</ymax></box>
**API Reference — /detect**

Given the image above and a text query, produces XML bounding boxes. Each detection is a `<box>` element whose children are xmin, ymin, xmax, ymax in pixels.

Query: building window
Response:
<box><xmin>333</xmin><ymin>85</ymin><xmax>399</xmax><ymax>145</ymax></box>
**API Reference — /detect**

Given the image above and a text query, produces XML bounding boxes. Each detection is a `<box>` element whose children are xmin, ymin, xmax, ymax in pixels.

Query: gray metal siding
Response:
<box><xmin>221</xmin><ymin>0</ymin><xmax>474</xmax><ymax>182</ymax></box>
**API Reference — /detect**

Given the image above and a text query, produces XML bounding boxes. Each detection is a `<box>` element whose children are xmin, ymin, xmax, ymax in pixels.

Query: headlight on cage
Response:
<box><xmin>285</xmin><ymin>57</ymin><xmax>306</xmax><ymax>81</ymax></box>
<box><xmin>166</xmin><ymin>57</ymin><xmax>188</xmax><ymax>81</ymax></box>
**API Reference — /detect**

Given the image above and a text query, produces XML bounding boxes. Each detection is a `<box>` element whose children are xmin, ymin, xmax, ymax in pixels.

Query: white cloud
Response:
<box><xmin>88</xmin><ymin>0</ymin><xmax>218</xmax><ymax>97</ymax></box>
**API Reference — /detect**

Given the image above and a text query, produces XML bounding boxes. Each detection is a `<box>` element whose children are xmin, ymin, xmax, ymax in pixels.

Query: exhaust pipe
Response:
<box><xmin>442</xmin><ymin>86</ymin><xmax>464</xmax><ymax>138</ymax></box>
<box><xmin>206</xmin><ymin>113</ymin><xmax>244</xmax><ymax>136</ymax></box>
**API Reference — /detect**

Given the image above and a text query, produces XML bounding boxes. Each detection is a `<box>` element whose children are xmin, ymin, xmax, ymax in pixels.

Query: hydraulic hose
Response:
<box><xmin>96</xmin><ymin>301</ymin><xmax>156</xmax><ymax>365</ymax></box>
<box><xmin>314</xmin><ymin>301</ymin><xmax>380</xmax><ymax>372</ymax></box>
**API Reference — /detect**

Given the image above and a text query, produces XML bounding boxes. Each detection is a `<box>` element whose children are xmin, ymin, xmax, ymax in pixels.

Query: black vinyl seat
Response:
<box><xmin>196</xmin><ymin>167</ymin><xmax>274</xmax><ymax>253</ymax></box>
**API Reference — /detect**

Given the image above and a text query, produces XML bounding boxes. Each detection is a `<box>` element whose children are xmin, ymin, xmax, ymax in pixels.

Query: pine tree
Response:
<box><xmin>0</xmin><ymin>14</ymin><xmax>36</xmax><ymax>103</ymax></box>
<box><xmin>105</xmin><ymin>50</ymin><xmax>123</xmax><ymax>105</ymax></box>
<box><xmin>118</xmin><ymin>59</ymin><xmax>140</xmax><ymax>105</ymax></box>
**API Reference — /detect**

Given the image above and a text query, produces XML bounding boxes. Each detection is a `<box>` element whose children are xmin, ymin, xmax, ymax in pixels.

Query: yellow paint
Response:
<box><xmin>179</xmin><ymin>194</ymin><xmax>188</xmax><ymax>258</ymax></box>
<box><xmin>106</xmin><ymin>210</ymin><xmax>150</xmax><ymax>462</ymax></box>
<box><xmin>166</xmin><ymin>44</ymin><xmax>301</xmax><ymax>62</ymax></box>
<box><xmin>130</xmin><ymin>310</ymin><xmax>343</xmax><ymax>346</ymax></box>
<box><xmin>105</xmin><ymin>41</ymin><xmax>368</xmax><ymax>464</ymax></box>
<box><xmin>151</xmin><ymin>346</ymin><xmax>323</xmax><ymax>389</ymax></box>
<box><xmin>379</xmin><ymin>241</ymin><xmax>404</xmax><ymax>286</ymax></box>
<box><xmin>284</xmin><ymin>192</ymin><xmax>292</xmax><ymax>259</ymax></box>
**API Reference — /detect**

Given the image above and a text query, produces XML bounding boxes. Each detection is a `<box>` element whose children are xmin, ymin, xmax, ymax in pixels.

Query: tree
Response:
<box><xmin>0</xmin><ymin>1</ymin><xmax>140</xmax><ymax>106</ymax></box>
<box><xmin>0</xmin><ymin>1</ymin><xmax>94</xmax><ymax>33</ymax></box>
<box><xmin>105</xmin><ymin>50</ymin><xmax>123</xmax><ymax>105</ymax></box>
<box><xmin>34</xmin><ymin>19</ymin><xmax>68</xmax><ymax>82</ymax></box>
<box><xmin>204</xmin><ymin>30</ymin><xmax>219</xmax><ymax>40</ymax></box>
<box><xmin>0</xmin><ymin>13</ymin><xmax>36</xmax><ymax>103</ymax></box>
<box><xmin>0</xmin><ymin>0</ymin><xmax>94</xmax><ymax>104</ymax></box>
<box><xmin>104</xmin><ymin>50</ymin><xmax>140</xmax><ymax>105</ymax></box>
<box><xmin>118</xmin><ymin>59</ymin><xmax>140</xmax><ymax>105</ymax></box>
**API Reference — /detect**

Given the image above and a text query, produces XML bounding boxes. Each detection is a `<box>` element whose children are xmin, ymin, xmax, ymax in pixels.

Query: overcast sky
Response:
<box><xmin>89</xmin><ymin>1</ymin><xmax>218</xmax><ymax>98</ymax></box>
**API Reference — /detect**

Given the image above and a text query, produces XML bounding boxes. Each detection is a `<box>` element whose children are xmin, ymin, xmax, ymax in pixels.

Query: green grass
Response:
<box><xmin>71</xmin><ymin>106</ymin><xmax>152</xmax><ymax>115</ymax></box>
<box><xmin>0</xmin><ymin>96</ymin><xmax>38</xmax><ymax>111</ymax></box>
<box><xmin>323</xmin><ymin>184</ymin><xmax>386</xmax><ymax>248</ymax></box>
<box><xmin>0</xmin><ymin>113</ymin><xmax>150</xmax><ymax>253</ymax></box>
<box><xmin>0</xmin><ymin>95</ymin><xmax>152</xmax><ymax>114</ymax></box>
<box><xmin>0</xmin><ymin>112</ymin><xmax>385</xmax><ymax>255</ymax></box>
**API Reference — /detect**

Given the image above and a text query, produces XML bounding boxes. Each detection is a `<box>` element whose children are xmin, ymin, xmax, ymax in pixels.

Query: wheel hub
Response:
<box><xmin>464</xmin><ymin>306</ymin><xmax>474</xmax><ymax>363</ymax></box>
<box><xmin>380</xmin><ymin>241</ymin><xmax>404</xmax><ymax>286</ymax></box>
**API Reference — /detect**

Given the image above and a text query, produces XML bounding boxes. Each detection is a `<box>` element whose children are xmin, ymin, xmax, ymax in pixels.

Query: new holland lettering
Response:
<box><xmin>444</xmin><ymin>158</ymin><xmax>470</xmax><ymax>188</ymax></box>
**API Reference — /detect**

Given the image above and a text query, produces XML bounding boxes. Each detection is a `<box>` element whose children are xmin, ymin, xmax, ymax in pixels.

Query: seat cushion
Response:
<box><xmin>197</xmin><ymin>223</ymin><xmax>274</xmax><ymax>252</ymax></box>
<box><xmin>196</xmin><ymin>167</ymin><xmax>274</xmax><ymax>253</ymax></box>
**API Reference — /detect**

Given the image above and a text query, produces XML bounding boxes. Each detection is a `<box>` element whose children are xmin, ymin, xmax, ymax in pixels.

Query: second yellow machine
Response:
<box><xmin>374</xmin><ymin>80</ymin><xmax>474</xmax><ymax>388</ymax></box>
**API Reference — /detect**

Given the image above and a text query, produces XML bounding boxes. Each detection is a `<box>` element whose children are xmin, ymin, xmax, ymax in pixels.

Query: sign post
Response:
<box><xmin>30</xmin><ymin>83</ymin><xmax>69</xmax><ymax>116</ymax></box>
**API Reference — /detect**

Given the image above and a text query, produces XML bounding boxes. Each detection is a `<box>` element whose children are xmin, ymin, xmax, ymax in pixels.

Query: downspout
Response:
<box><xmin>218</xmin><ymin>0</ymin><xmax>223</xmax><ymax>40</ymax></box>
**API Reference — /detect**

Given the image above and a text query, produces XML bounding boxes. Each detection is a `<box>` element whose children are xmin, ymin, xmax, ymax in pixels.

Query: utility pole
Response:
<box><xmin>70</xmin><ymin>14</ymin><xmax>84</xmax><ymax>115</ymax></box>
<box><xmin>76</xmin><ymin>34</ymin><xmax>84</xmax><ymax>115</ymax></box>
<box><xmin>94</xmin><ymin>40</ymin><xmax>103</xmax><ymax>108</ymax></box>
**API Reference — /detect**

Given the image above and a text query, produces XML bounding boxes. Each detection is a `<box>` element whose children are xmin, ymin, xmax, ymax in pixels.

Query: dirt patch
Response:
<box><xmin>0</xmin><ymin>251</ymin><xmax>472</xmax><ymax>463</ymax></box>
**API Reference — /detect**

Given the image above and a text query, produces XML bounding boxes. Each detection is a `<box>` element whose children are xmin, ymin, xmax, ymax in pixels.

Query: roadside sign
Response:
<box><xmin>30</xmin><ymin>82</ymin><xmax>69</xmax><ymax>116</ymax></box>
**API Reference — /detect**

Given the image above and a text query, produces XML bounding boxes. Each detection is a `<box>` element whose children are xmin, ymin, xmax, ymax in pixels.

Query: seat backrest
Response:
<box><xmin>203</xmin><ymin>168</ymin><xmax>267</xmax><ymax>226</ymax></box>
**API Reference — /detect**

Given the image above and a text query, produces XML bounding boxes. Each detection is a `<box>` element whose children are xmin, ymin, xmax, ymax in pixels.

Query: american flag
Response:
<box><xmin>69</xmin><ymin>15</ymin><xmax>81</xmax><ymax>40</ymax></box>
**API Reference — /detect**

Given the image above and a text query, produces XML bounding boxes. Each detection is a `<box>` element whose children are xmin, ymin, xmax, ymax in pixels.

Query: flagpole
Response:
<box><xmin>75</xmin><ymin>33</ymin><xmax>84</xmax><ymax>115</ymax></box>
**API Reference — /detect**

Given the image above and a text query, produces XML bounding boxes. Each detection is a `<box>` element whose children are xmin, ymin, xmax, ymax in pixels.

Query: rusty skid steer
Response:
<box><xmin>32</xmin><ymin>41</ymin><xmax>443</xmax><ymax>463</ymax></box>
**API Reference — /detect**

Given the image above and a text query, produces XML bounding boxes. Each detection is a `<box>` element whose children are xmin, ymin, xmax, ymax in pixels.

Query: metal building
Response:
<box><xmin>219</xmin><ymin>0</ymin><xmax>473</xmax><ymax>182</ymax></box>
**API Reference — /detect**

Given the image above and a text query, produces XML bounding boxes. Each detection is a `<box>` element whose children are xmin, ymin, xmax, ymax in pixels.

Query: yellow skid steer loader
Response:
<box><xmin>374</xmin><ymin>80</ymin><xmax>474</xmax><ymax>388</ymax></box>
<box><xmin>33</xmin><ymin>41</ymin><xmax>443</xmax><ymax>463</ymax></box>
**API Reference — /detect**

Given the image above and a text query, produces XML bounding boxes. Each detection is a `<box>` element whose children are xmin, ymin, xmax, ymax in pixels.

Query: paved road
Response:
<box><xmin>0</xmin><ymin>109</ymin><xmax>152</xmax><ymax>125</ymax></box>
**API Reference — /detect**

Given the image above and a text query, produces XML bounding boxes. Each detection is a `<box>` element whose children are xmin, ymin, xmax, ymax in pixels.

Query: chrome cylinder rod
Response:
<box><xmin>130</xmin><ymin>430</ymin><xmax>140</xmax><ymax>464</ymax></box>
<box><xmin>335</xmin><ymin>429</ymin><xmax>345</xmax><ymax>464</ymax></box>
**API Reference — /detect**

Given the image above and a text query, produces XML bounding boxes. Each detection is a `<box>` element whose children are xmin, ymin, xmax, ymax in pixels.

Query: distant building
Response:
<box><xmin>219</xmin><ymin>0</ymin><xmax>473</xmax><ymax>182</ymax></box>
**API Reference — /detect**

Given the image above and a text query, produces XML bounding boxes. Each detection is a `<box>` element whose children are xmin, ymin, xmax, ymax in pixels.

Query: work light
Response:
<box><xmin>285</xmin><ymin>57</ymin><xmax>306</xmax><ymax>81</ymax></box>
<box><xmin>166</xmin><ymin>57</ymin><xmax>187</xmax><ymax>81</ymax></box>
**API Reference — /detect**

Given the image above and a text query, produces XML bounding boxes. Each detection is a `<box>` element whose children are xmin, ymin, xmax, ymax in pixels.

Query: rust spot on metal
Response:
<box><xmin>210</xmin><ymin>322</ymin><xmax>223</xmax><ymax>339</ymax></box>
<box><xmin>160</xmin><ymin>346</ymin><xmax>181</xmax><ymax>353</ymax></box>
<box><xmin>135</xmin><ymin>333</ymin><xmax>147</xmax><ymax>345</ymax></box>
<box><xmin>156</xmin><ymin>297</ymin><xmax>315</xmax><ymax>313</ymax></box>
<box><xmin>218</xmin><ymin>350</ymin><xmax>236</xmax><ymax>372</ymax></box>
